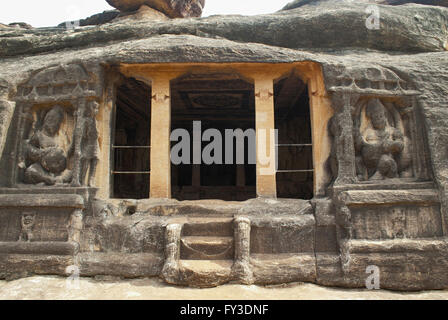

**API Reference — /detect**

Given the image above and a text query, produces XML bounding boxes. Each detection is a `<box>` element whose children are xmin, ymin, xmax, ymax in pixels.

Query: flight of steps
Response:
<box><xmin>178</xmin><ymin>217</ymin><xmax>235</xmax><ymax>287</ymax></box>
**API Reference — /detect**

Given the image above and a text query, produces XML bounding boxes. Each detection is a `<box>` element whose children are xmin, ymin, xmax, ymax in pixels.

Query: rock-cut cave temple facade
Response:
<box><xmin>0</xmin><ymin>0</ymin><xmax>447</xmax><ymax>290</ymax></box>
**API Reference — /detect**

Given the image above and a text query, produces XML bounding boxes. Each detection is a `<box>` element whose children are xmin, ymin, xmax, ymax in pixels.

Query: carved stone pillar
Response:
<box><xmin>331</xmin><ymin>92</ymin><xmax>358</xmax><ymax>185</ymax></box>
<box><xmin>232</xmin><ymin>217</ymin><xmax>254</xmax><ymax>285</ymax></box>
<box><xmin>236</xmin><ymin>165</ymin><xmax>246</xmax><ymax>187</ymax></box>
<box><xmin>68</xmin><ymin>209</ymin><xmax>84</xmax><ymax>244</ymax></box>
<box><xmin>13</xmin><ymin>102</ymin><xmax>33</xmax><ymax>186</ymax></box>
<box><xmin>162</xmin><ymin>223</ymin><xmax>182</xmax><ymax>284</ymax></box>
<box><xmin>254</xmin><ymin>77</ymin><xmax>277</xmax><ymax>198</ymax></box>
<box><xmin>192</xmin><ymin>164</ymin><xmax>201</xmax><ymax>187</ymax></box>
<box><xmin>150</xmin><ymin>77</ymin><xmax>172</xmax><ymax>198</ymax></box>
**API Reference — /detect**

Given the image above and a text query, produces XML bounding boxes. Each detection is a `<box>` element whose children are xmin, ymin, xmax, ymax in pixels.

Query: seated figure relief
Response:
<box><xmin>23</xmin><ymin>106</ymin><xmax>72</xmax><ymax>186</ymax></box>
<box><xmin>354</xmin><ymin>99</ymin><xmax>412</xmax><ymax>181</ymax></box>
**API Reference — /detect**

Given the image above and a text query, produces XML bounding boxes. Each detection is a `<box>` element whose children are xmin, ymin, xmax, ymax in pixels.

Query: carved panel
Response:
<box><xmin>16</xmin><ymin>64</ymin><xmax>101</xmax><ymax>103</ymax></box>
<box><xmin>353</xmin><ymin>98</ymin><xmax>415</xmax><ymax>181</ymax></box>
<box><xmin>351</xmin><ymin>204</ymin><xmax>443</xmax><ymax>240</ymax></box>
<box><xmin>20</xmin><ymin>105</ymin><xmax>75</xmax><ymax>186</ymax></box>
<box><xmin>6</xmin><ymin>63</ymin><xmax>103</xmax><ymax>188</ymax></box>
<box><xmin>0</xmin><ymin>208</ymin><xmax>72</xmax><ymax>242</ymax></box>
<box><xmin>15</xmin><ymin>100</ymin><xmax>99</xmax><ymax>188</ymax></box>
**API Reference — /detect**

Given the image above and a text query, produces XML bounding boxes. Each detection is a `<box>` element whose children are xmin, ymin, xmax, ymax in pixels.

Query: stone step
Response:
<box><xmin>181</xmin><ymin>236</ymin><xmax>234</xmax><ymax>260</ymax></box>
<box><xmin>182</xmin><ymin>218</ymin><xmax>234</xmax><ymax>237</ymax></box>
<box><xmin>179</xmin><ymin>260</ymin><xmax>233</xmax><ymax>288</ymax></box>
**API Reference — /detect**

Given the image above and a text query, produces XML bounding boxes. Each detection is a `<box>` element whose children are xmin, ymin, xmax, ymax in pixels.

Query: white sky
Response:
<box><xmin>0</xmin><ymin>0</ymin><xmax>292</xmax><ymax>27</ymax></box>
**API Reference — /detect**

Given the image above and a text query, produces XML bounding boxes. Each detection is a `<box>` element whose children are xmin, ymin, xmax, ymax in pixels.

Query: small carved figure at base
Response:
<box><xmin>19</xmin><ymin>212</ymin><xmax>36</xmax><ymax>242</ymax></box>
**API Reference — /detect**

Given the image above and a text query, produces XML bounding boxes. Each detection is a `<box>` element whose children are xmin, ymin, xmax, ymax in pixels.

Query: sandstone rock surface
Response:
<box><xmin>58</xmin><ymin>10</ymin><xmax>120</xmax><ymax>27</ymax></box>
<box><xmin>283</xmin><ymin>0</ymin><xmax>448</xmax><ymax>10</ymax></box>
<box><xmin>106</xmin><ymin>0</ymin><xmax>205</xmax><ymax>18</ymax></box>
<box><xmin>0</xmin><ymin>2</ymin><xmax>448</xmax><ymax>291</ymax></box>
<box><xmin>1</xmin><ymin>2</ymin><xmax>446</xmax><ymax>58</ymax></box>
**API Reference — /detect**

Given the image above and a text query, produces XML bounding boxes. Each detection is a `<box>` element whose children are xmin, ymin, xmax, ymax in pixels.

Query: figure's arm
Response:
<box><xmin>26</xmin><ymin>133</ymin><xmax>43</xmax><ymax>163</ymax></box>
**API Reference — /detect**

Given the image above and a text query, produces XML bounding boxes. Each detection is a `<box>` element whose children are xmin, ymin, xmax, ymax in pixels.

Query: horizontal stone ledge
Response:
<box><xmin>251</xmin><ymin>253</ymin><xmax>317</xmax><ymax>285</ymax></box>
<box><xmin>332</xmin><ymin>181</ymin><xmax>435</xmax><ymax>193</ymax></box>
<box><xmin>0</xmin><ymin>241</ymin><xmax>79</xmax><ymax>255</ymax></box>
<box><xmin>341</xmin><ymin>189</ymin><xmax>440</xmax><ymax>206</ymax></box>
<box><xmin>78</xmin><ymin>252</ymin><xmax>164</xmax><ymax>278</ymax></box>
<box><xmin>249</xmin><ymin>215</ymin><xmax>316</xmax><ymax>228</ymax></box>
<box><xmin>348</xmin><ymin>238</ymin><xmax>448</xmax><ymax>254</ymax></box>
<box><xmin>0</xmin><ymin>194</ymin><xmax>84</xmax><ymax>209</ymax></box>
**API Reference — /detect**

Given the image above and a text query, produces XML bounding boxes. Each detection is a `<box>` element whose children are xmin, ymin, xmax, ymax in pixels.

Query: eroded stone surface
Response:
<box><xmin>1</xmin><ymin>3</ymin><xmax>447</xmax><ymax>58</ymax></box>
<box><xmin>0</xmin><ymin>1</ymin><xmax>447</xmax><ymax>292</ymax></box>
<box><xmin>283</xmin><ymin>0</ymin><xmax>448</xmax><ymax>10</ymax></box>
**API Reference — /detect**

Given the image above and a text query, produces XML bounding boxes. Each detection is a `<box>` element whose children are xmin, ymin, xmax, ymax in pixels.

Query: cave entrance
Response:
<box><xmin>274</xmin><ymin>71</ymin><xmax>314</xmax><ymax>199</ymax></box>
<box><xmin>112</xmin><ymin>77</ymin><xmax>151</xmax><ymax>199</ymax></box>
<box><xmin>170</xmin><ymin>73</ymin><xmax>256</xmax><ymax>201</ymax></box>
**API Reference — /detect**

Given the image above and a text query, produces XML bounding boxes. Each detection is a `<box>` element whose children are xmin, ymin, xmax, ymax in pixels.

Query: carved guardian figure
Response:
<box><xmin>71</xmin><ymin>101</ymin><xmax>100</xmax><ymax>187</ymax></box>
<box><xmin>355</xmin><ymin>99</ymin><xmax>405</xmax><ymax>181</ymax></box>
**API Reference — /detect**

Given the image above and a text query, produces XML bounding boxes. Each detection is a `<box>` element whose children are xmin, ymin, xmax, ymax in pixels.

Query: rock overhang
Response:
<box><xmin>0</xmin><ymin>2</ymin><xmax>447</xmax><ymax>59</ymax></box>
<box><xmin>0</xmin><ymin>34</ymin><xmax>447</xmax><ymax>99</ymax></box>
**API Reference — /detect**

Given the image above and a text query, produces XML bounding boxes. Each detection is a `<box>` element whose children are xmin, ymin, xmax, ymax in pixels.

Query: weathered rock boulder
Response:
<box><xmin>0</xmin><ymin>22</ymin><xmax>33</xmax><ymax>29</ymax></box>
<box><xmin>1</xmin><ymin>2</ymin><xmax>447</xmax><ymax>58</ymax></box>
<box><xmin>283</xmin><ymin>0</ymin><xmax>448</xmax><ymax>10</ymax></box>
<box><xmin>106</xmin><ymin>0</ymin><xmax>205</xmax><ymax>18</ymax></box>
<box><xmin>58</xmin><ymin>10</ymin><xmax>120</xmax><ymax>27</ymax></box>
<box><xmin>114</xmin><ymin>5</ymin><xmax>170</xmax><ymax>22</ymax></box>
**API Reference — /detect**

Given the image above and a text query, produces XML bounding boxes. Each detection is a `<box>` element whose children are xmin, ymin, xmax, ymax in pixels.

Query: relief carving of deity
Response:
<box><xmin>354</xmin><ymin>98</ymin><xmax>413</xmax><ymax>181</ymax></box>
<box><xmin>23</xmin><ymin>105</ymin><xmax>72</xmax><ymax>186</ymax></box>
<box><xmin>22</xmin><ymin>101</ymin><xmax>100</xmax><ymax>187</ymax></box>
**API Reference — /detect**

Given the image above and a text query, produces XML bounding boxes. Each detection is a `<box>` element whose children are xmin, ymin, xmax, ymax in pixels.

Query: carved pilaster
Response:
<box><xmin>330</xmin><ymin>92</ymin><xmax>359</xmax><ymax>185</ymax></box>
<box><xmin>162</xmin><ymin>223</ymin><xmax>182</xmax><ymax>284</ymax></box>
<box><xmin>68</xmin><ymin>209</ymin><xmax>84</xmax><ymax>244</ymax></box>
<box><xmin>232</xmin><ymin>217</ymin><xmax>254</xmax><ymax>285</ymax></box>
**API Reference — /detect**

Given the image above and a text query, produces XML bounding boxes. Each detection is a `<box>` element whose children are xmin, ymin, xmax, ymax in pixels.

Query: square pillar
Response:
<box><xmin>236</xmin><ymin>165</ymin><xmax>246</xmax><ymax>187</ymax></box>
<box><xmin>192</xmin><ymin>164</ymin><xmax>201</xmax><ymax>187</ymax></box>
<box><xmin>150</xmin><ymin>77</ymin><xmax>172</xmax><ymax>198</ymax></box>
<box><xmin>254</xmin><ymin>77</ymin><xmax>277</xmax><ymax>198</ymax></box>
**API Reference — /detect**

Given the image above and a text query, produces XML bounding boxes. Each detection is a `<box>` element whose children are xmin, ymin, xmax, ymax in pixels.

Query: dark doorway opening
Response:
<box><xmin>171</xmin><ymin>73</ymin><xmax>256</xmax><ymax>201</ymax></box>
<box><xmin>274</xmin><ymin>73</ymin><xmax>314</xmax><ymax>199</ymax></box>
<box><xmin>112</xmin><ymin>77</ymin><xmax>151</xmax><ymax>199</ymax></box>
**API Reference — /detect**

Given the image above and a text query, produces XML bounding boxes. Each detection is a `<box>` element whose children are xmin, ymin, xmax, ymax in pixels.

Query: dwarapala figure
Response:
<box><xmin>355</xmin><ymin>99</ymin><xmax>405</xmax><ymax>181</ymax></box>
<box><xmin>24</xmin><ymin>106</ymin><xmax>72</xmax><ymax>186</ymax></box>
<box><xmin>71</xmin><ymin>101</ymin><xmax>100</xmax><ymax>187</ymax></box>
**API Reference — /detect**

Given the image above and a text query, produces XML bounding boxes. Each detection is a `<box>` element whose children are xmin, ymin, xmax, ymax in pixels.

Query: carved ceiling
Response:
<box><xmin>171</xmin><ymin>76</ymin><xmax>255</xmax><ymax>122</ymax></box>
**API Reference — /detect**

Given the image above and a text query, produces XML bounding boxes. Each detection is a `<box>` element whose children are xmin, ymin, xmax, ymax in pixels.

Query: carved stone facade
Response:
<box><xmin>0</xmin><ymin>2</ymin><xmax>447</xmax><ymax>291</ymax></box>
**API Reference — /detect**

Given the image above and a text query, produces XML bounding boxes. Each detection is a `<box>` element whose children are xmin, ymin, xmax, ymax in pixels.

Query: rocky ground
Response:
<box><xmin>0</xmin><ymin>276</ymin><xmax>447</xmax><ymax>300</ymax></box>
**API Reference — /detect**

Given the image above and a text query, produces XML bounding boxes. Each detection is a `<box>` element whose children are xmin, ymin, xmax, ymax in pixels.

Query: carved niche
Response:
<box><xmin>12</xmin><ymin>64</ymin><xmax>102</xmax><ymax>188</ymax></box>
<box><xmin>326</xmin><ymin>65</ymin><xmax>430</xmax><ymax>185</ymax></box>
<box><xmin>353</xmin><ymin>98</ymin><xmax>415</xmax><ymax>181</ymax></box>
<box><xmin>22</xmin><ymin>105</ymin><xmax>74</xmax><ymax>186</ymax></box>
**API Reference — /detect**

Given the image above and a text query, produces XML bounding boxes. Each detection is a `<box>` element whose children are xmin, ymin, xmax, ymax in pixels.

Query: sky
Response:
<box><xmin>0</xmin><ymin>0</ymin><xmax>292</xmax><ymax>27</ymax></box>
